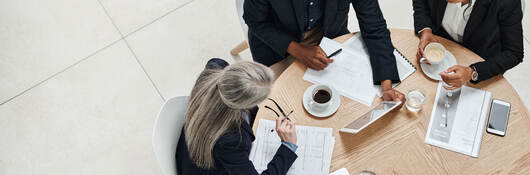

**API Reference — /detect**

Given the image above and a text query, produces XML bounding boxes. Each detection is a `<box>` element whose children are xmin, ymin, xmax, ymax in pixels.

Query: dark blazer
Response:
<box><xmin>413</xmin><ymin>0</ymin><xmax>524</xmax><ymax>83</ymax></box>
<box><xmin>175</xmin><ymin>120</ymin><xmax>297</xmax><ymax>175</ymax></box>
<box><xmin>243</xmin><ymin>0</ymin><xmax>400</xmax><ymax>84</ymax></box>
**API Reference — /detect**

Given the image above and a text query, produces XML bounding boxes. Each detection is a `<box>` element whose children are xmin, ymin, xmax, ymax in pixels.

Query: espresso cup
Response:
<box><xmin>420</xmin><ymin>43</ymin><xmax>447</xmax><ymax>66</ymax></box>
<box><xmin>309</xmin><ymin>84</ymin><xmax>334</xmax><ymax>111</ymax></box>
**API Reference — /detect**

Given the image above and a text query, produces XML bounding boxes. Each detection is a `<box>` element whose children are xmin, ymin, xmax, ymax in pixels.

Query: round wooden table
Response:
<box><xmin>253</xmin><ymin>29</ymin><xmax>530</xmax><ymax>174</ymax></box>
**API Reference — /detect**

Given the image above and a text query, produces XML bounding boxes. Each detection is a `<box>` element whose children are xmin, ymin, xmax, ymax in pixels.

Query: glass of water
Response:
<box><xmin>406</xmin><ymin>89</ymin><xmax>426</xmax><ymax>112</ymax></box>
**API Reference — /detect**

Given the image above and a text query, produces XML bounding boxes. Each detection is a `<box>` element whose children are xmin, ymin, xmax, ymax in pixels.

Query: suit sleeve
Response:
<box><xmin>470</xmin><ymin>0</ymin><xmax>524</xmax><ymax>83</ymax></box>
<box><xmin>351</xmin><ymin>0</ymin><xmax>400</xmax><ymax>84</ymax></box>
<box><xmin>215</xmin><ymin>138</ymin><xmax>297</xmax><ymax>175</ymax></box>
<box><xmin>412</xmin><ymin>0</ymin><xmax>434</xmax><ymax>34</ymax></box>
<box><xmin>243</xmin><ymin>0</ymin><xmax>298</xmax><ymax>58</ymax></box>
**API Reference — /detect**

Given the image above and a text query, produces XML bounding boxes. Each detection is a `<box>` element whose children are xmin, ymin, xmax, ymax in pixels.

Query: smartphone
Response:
<box><xmin>486</xmin><ymin>99</ymin><xmax>511</xmax><ymax>136</ymax></box>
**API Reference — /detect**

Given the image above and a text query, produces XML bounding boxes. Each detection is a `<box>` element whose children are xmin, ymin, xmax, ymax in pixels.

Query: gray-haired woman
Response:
<box><xmin>176</xmin><ymin>58</ymin><xmax>298</xmax><ymax>175</ymax></box>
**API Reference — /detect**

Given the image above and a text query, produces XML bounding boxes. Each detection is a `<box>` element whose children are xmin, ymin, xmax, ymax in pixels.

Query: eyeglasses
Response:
<box><xmin>264</xmin><ymin>98</ymin><xmax>293</xmax><ymax>121</ymax></box>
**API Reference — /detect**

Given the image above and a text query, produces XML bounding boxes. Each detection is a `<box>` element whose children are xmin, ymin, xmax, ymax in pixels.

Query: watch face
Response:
<box><xmin>472</xmin><ymin>71</ymin><xmax>478</xmax><ymax>81</ymax></box>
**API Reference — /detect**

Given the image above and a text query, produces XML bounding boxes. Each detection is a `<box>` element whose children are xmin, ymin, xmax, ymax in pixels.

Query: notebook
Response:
<box><xmin>425</xmin><ymin>82</ymin><xmax>492</xmax><ymax>157</ymax></box>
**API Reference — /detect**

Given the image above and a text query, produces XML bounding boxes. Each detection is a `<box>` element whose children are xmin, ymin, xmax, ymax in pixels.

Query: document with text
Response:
<box><xmin>250</xmin><ymin>119</ymin><xmax>335</xmax><ymax>175</ymax></box>
<box><xmin>425</xmin><ymin>83</ymin><xmax>492</xmax><ymax>157</ymax></box>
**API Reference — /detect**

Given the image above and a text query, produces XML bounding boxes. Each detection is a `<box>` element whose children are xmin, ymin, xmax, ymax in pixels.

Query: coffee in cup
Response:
<box><xmin>310</xmin><ymin>85</ymin><xmax>334</xmax><ymax>111</ymax></box>
<box><xmin>313</xmin><ymin>89</ymin><xmax>331</xmax><ymax>103</ymax></box>
<box><xmin>421</xmin><ymin>43</ymin><xmax>447</xmax><ymax>65</ymax></box>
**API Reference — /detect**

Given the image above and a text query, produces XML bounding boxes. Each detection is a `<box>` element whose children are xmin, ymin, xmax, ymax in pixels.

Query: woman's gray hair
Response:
<box><xmin>184</xmin><ymin>61</ymin><xmax>274</xmax><ymax>169</ymax></box>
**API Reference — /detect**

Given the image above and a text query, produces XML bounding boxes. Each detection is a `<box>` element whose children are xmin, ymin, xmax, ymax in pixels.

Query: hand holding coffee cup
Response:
<box><xmin>309</xmin><ymin>84</ymin><xmax>334</xmax><ymax>111</ymax></box>
<box><xmin>420</xmin><ymin>43</ymin><xmax>447</xmax><ymax>66</ymax></box>
<box><xmin>417</xmin><ymin>29</ymin><xmax>439</xmax><ymax>60</ymax></box>
<box><xmin>440</xmin><ymin>65</ymin><xmax>474</xmax><ymax>90</ymax></box>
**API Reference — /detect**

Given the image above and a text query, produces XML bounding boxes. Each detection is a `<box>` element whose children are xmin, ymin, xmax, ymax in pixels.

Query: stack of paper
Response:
<box><xmin>250</xmin><ymin>119</ymin><xmax>335</xmax><ymax>175</ymax></box>
<box><xmin>304</xmin><ymin>37</ymin><xmax>376</xmax><ymax>105</ymax></box>
<box><xmin>425</xmin><ymin>82</ymin><xmax>492</xmax><ymax>157</ymax></box>
<box><xmin>303</xmin><ymin>34</ymin><xmax>416</xmax><ymax>106</ymax></box>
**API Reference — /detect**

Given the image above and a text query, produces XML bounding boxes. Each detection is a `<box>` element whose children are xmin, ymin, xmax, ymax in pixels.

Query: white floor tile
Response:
<box><xmin>504</xmin><ymin>39</ymin><xmax>530</xmax><ymax>109</ymax></box>
<box><xmin>0</xmin><ymin>0</ymin><xmax>121</xmax><ymax>104</ymax></box>
<box><xmin>99</xmin><ymin>0</ymin><xmax>192</xmax><ymax>35</ymax></box>
<box><xmin>125</xmin><ymin>0</ymin><xmax>251</xmax><ymax>99</ymax></box>
<box><xmin>0</xmin><ymin>41</ymin><xmax>163</xmax><ymax>174</ymax></box>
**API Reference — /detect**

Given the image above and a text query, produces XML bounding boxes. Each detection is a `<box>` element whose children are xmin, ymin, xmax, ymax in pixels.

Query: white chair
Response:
<box><xmin>230</xmin><ymin>0</ymin><xmax>249</xmax><ymax>55</ymax></box>
<box><xmin>152</xmin><ymin>96</ymin><xmax>189</xmax><ymax>175</ymax></box>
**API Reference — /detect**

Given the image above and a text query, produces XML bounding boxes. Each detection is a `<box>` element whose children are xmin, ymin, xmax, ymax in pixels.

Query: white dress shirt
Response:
<box><xmin>441</xmin><ymin>1</ymin><xmax>475</xmax><ymax>42</ymax></box>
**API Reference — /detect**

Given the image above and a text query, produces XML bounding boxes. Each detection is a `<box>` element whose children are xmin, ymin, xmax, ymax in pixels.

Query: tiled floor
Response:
<box><xmin>0</xmin><ymin>0</ymin><xmax>528</xmax><ymax>174</ymax></box>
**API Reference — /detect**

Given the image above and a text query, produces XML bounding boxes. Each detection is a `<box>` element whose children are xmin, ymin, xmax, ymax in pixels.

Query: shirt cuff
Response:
<box><xmin>418</xmin><ymin>27</ymin><xmax>432</xmax><ymax>34</ymax></box>
<box><xmin>281</xmin><ymin>141</ymin><xmax>298</xmax><ymax>152</ymax></box>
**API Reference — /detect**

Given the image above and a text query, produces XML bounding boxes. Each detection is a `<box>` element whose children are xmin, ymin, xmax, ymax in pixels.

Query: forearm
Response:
<box><xmin>352</xmin><ymin>0</ymin><xmax>400</xmax><ymax>85</ymax></box>
<box><xmin>470</xmin><ymin>51</ymin><xmax>523</xmax><ymax>83</ymax></box>
<box><xmin>243</xmin><ymin>0</ymin><xmax>297</xmax><ymax>57</ymax></box>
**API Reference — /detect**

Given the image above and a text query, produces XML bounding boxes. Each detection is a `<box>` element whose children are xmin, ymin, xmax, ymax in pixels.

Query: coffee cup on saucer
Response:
<box><xmin>302</xmin><ymin>84</ymin><xmax>340</xmax><ymax>118</ymax></box>
<box><xmin>420</xmin><ymin>42</ymin><xmax>447</xmax><ymax>66</ymax></box>
<box><xmin>419</xmin><ymin>42</ymin><xmax>457</xmax><ymax>81</ymax></box>
<box><xmin>309</xmin><ymin>85</ymin><xmax>333</xmax><ymax>111</ymax></box>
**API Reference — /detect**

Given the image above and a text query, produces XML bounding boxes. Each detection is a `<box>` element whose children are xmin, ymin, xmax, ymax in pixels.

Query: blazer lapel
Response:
<box><xmin>291</xmin><ymin>0</ymin><xmax>306</xmax><ymax>36</ymax></box>
<box><xmin>463</xmin><ymin>0</ymin><xmax>489</xmax><ymax>43</ymax></box>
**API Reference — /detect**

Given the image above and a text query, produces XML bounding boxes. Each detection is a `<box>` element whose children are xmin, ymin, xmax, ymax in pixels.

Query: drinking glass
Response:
<box><xmin>406</xmin><ymin>89</ymin><xmax>426</xmax><ymax>112</ymax></box>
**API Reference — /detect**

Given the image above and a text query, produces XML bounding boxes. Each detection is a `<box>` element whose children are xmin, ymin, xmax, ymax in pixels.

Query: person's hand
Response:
<box><xmin>417</xmin><ymin>29</ymin><xmax>439</xmax><ymax>65</ymax></box>
<box><xmin>381</xmin><ymin>80</ymin><xmax>406</xmax><ymax>110</ymax></box>
<box><xmin>440</xmin><ymin>65</ymin><xmax>473</xmax><ymax>90</ymax></box>
<box><xmin>287</xmin><ymin>41</ymin><xmax>333</xmax><ymax>70</ymax></box>
<box><xmin>275</xmin><ymin>116</ymin><xmax>297</xmax><ymax>144</ymax></box>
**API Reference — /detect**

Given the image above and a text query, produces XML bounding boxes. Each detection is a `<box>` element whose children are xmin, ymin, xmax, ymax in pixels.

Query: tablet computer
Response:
<box><xmin>340</xmin><ymin>101</ymin><xmax>401</xmax><ymax>134</ymax></box>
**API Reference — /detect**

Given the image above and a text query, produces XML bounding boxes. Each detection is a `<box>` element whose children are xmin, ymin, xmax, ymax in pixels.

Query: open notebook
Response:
<box><xmin>303</xmin><ymin>34</ymin><xmax>416</xmax><ymax>105</ymax></box>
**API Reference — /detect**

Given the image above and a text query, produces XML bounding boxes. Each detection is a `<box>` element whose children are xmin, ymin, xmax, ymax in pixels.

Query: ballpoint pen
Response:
<box><xmin>327</xmin><ymin>48</ymin><xmax>342</xmax><ymax>58</ymax></box>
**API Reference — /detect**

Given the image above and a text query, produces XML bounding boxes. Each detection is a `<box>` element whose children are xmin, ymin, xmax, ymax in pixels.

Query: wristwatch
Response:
<box><xmin>470</xmin><ymin>66</ymin><xmax>479</xmax><ymax>82</ymax></box>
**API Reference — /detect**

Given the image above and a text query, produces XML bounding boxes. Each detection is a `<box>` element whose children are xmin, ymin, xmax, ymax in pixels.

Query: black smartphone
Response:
<box><xmin>486</xmin><ymin>99</ymin><xmax>511</xmax><ymax>136</ymax></box>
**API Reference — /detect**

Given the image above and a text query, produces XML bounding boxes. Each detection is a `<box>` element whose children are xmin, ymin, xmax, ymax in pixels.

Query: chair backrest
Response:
<box><xmin>152</xmin><ymin>96</ymin><xmax>189</xmax><ymax>175</ymax></box>
<box><xmin>235</xmin><ymin>0</ymin><xmax>248</xmax><ymax>40</ymax></box>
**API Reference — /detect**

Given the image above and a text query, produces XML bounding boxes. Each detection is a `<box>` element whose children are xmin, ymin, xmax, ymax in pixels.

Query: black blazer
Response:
<box><xmin>413</xmin><ymin>0</ymin><xmax>524</xmax><ymax>83</ymax></box>
<box><xmin>243</xmin><ymin>0</ymin><xmax>400</xmax><ymax>84</ymax></box>
<box><xmin>175</xmin><ymin>120</ymin><xmax>297</xmax><ymax>175</ymax></box>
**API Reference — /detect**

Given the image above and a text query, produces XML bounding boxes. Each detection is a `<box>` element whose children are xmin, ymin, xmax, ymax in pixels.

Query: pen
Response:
<box><xmin>327</xmin><ymin>48</ymin><xmax>342</xmax><ymax>58</ymax></box>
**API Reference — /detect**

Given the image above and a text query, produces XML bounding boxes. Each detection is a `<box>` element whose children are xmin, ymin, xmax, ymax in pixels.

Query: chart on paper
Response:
<box><xmin>250</xmin><ymin>119</ymin><xmax>335</xmax><ymax>175</ymax></box>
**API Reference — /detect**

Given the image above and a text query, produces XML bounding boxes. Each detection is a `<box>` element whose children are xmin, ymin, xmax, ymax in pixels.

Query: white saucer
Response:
<box><xmin>302</xmin><ymin>85</ymin><xmax>341</xmax><ymax>118</ymax></box>
<box><xmin>420</xmin><ymin>51</ymin><xmax>457</xmax><ymax>81</ymax></box>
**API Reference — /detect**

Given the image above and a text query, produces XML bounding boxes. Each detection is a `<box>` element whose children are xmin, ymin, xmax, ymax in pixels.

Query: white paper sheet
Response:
<box><xmin>250</xmin><ymin>119</ymin><xmax>335</xmax><ymax>175</ymax></box>
<box><xmin>303</xmin><ymin>38</ymin><xmax>376</xmax><ymax>106</ymax></box>
<box><xmin>303</xmin><ymin>35</ymin><xmax>416</xmax><ymax>106</ymax></box>
<box><xmin>425</xmin><ymin>82</ymin><xmax>492</xmax><ymax>157</ymax></box>
<box><xmin>329</xmin><ymin>168</ymin><xmax>350</xmax><ymax>175</ymax></box>
<box><xmin>343</xmin><ymin>34</ymin><xmax>416</xmax><ymax>97</ymax></box>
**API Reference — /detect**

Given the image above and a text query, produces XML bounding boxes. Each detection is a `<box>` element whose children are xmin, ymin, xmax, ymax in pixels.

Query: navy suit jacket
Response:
<box><xmin>243</xmin><ymin>0</ymin><xmax>400</xmax><ymax>84</ymax></box>
<box><xmin>176</xmin><ymin>120</ymin><xmax>298</xmax><ymax>175</ymax></box>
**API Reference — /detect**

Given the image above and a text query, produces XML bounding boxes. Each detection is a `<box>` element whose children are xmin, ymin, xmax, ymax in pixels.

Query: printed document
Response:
<box><xmin>303</xmin><ymin>35</ymin><xmax>416</xmax><ymax>105</ymax></box>
<box><xmin>425</xmin><ymin>82</ymin><xmax>492</xmax><ymax>157</ymax></box>
<box><xmin>250</xmin><ymin>119</ymin><xmax>335</xmax><ymax>175</ymax></box>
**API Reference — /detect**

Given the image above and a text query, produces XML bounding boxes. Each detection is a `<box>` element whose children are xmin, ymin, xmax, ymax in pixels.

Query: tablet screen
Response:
<box><xmin>341</xmin><ymin>101</ymin><xmax>400</xmax><ymax>133</ymax></box>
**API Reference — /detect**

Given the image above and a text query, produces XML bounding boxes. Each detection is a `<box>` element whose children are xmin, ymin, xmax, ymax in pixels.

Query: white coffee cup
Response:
<box><xmin>309</xmin><ymin>84</ymin><xmax>334</xmax><ymax>111</ymax></box>
<box><xmin>420</xmin><ymin>43</ymin><xmax>448</xmax><ymax>66</ymax></box>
